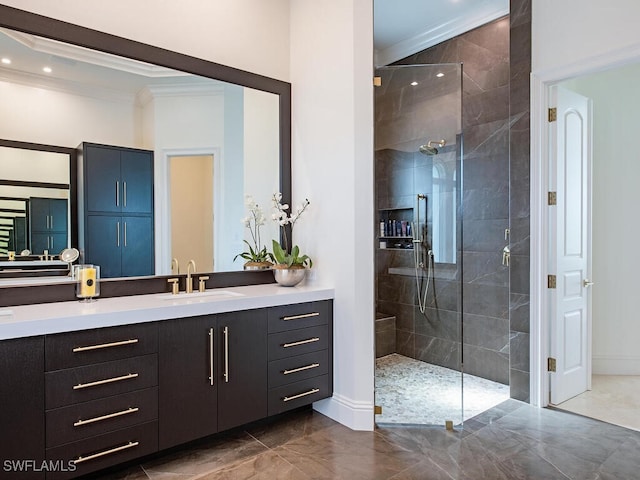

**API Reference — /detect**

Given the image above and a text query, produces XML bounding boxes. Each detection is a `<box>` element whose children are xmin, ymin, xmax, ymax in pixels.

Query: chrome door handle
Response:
<box><xmin>223</xmin><ymin>326</ymin><xmax>229</xmax><ymax>383</ymax></box>
<box><xmin>208</xmin><ymin>327</ymin><xmax>214</xmax><ymax>386</ymax></box>
<box><xmin>502</xmin><ymin>245</ymin><xmax>510</xmax><ymax>266</ymax></box>
<box><xmin>583</xmin><ymin>279</ymin><xmax>594</xmax><ymax>287</ymax></box>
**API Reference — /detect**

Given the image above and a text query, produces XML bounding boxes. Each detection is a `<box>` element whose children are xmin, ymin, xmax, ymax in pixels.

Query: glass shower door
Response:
<box><xmin>374</xmin><ymin>63</ymin><xmax>464</xmax><ymax>426</ymax></box>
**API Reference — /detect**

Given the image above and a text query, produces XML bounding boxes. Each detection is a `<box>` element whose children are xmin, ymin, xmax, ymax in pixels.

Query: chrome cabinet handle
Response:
<box><xmin>73</xmin><ymin>441</ymin><xmax>138</xmax><ymax>465</ymax></box>
<box><xmin>124</xmin><ymin>222</ymin><xmax>127</xmax><ymax>247</ymax></box>
<box><xmin>116</xmin><ymin>181</ymin><xmax>119</xmax><ymax>207</ymax></box>
<box><xmin>74</xmin><ymin>407</ymin><xmax>139</xmax><ymax>427</ymax></box>
<box><xmin>282</xmin><ymin>312</ymin><xmax>320</xmax><ymax>321</ymax></box>
<box><xmin>223</xmin><ymin>326</ymin><xmax>229</xmax><ymax>383</ymax></box>
<box><xmin>123</xmin><ymin>181</ymin><xmax>127</xmax><ymax>207</ymax></box>
<box><xmin>50</xmin><ymin>215</ymin><xmax>53</xmax><ymax>229</ymax></box>
<box><xmin>282</xmin><ymin>337</ymin><xmax>320</xmax><ymax>348</ymax></box>
<box><xmin>116</xmin><ymin>222</ymin><xmax>120</xmax><ymax>247</ymax></box>
<box><xmin>73</xmin><ymin>339</ymin><xmax>139</xmax><ymax>353</ymax></box>
<box><xmin>208</xmin><ymin>328</ymin><xmax>214</xmax><ymax>386</ymax></box>
<box><xmin>73</xmin><ymin>372</ymin><xmax>138</xmax><ymax>390</ymax></box>
<box><xmin>283</xmin><ymin>363</ymin><xmax>320</xmax><ymax>375</ymax></box>
<box><xmin>283</xmin><ymin>388</ymin><xmax>320</xmax><ymax>402</ymax></box>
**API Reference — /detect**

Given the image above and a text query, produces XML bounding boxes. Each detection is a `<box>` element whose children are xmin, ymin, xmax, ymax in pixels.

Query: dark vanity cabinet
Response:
<box><xmin>158</xmin><ymin>309</ymin><xmax>268</xmax><ymax>450</ymax></box>
<box><xmin>29</xmin><ymin>197</ymin><xmax>68</xmax><ymax>255</ymax></box>
<box><xmin>0</xmin><ymin>336</ymin><xmax>45</xmax><ymax>480</ymax></box>
<box><xmin>78</xmin><ymin>143</ymin><xmax>154</xmax><ymax>278</ymax></box>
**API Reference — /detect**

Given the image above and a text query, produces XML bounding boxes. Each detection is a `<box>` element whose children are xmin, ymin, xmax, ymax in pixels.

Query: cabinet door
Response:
<box><xmin>30</xmin><ymin>232</ymin><xmax>50</xmax><ymax>255</ymax></box>
<box><xmin>217</xmin><ymin>309</ymin><xmax>268</xmax><ymax>431</ymax></box>
<box><xmin>121</xmin><ymin>216</ymin><xmax>154</xmax><ymax>277</ymax></box>
<box><xmin>159</xmin><ymin>316</ymin><xmax>218</xmax><ymax>450</ymax></box>
<box><xmin>121</xmin><ymin>150</ymin><xmax>153</xmax><ymax>214</ymax></box>
<box><xmin>29</xmin><ymin>198</ymin><xmax>50</xmax><ymax>232</ymax></box>
<box><xmin>0</xmin><ymin>336</ymin><xmax>45</xmax><ymax>480</ymax></box>
<box><xmin>49</xmin><ymin>199</ymin><xmax>68</xmax><ymax>233</ymax></box>
<box><xmin>85</xmin><ymin>146</ymin><xmax>121</xmax><ymax>213</ymax></box>
<box><xmin>86</xmin><ymin>215</ymin><xmax>122</xmax><ymax>278</ymax></box>
<box><xmin>49</xmin><ymin>232</ymin><xmax>68</xmax><ymax>253</ymax></box>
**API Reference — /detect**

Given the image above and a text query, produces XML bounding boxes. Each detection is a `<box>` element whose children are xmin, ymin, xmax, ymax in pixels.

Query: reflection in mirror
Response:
<box><xmin>0</xmin><ymin>25</ymin><xmax>281</xmax><ymax>279</ymax></box>
<box><xmin>0</xmin><ymin>146</ymin><xmax>71</xmax><ymax>256</ymax></box>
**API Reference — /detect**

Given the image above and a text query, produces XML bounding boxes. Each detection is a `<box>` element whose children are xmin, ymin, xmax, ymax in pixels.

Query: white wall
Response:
<box><xmin>563</xmin><ymin>65</ymin><xmax>640</xmax><ymax>374</ymax></box>
<box><xmin>290</xmin><ymin>0</ymin><xmax>375</xmax><ymax>430</ymax></box>
<box><xmin>533</xmin><ymin>0</ymin><xmax>640</xmax><ymax>74</ymax></box>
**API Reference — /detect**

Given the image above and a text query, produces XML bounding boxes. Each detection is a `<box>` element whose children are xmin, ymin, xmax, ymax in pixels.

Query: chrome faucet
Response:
<box><xmin>171</xmin><ymin>257</ymin><xmax>180</xmax><ymax>274</ymax></box>
<box><xmin>186</xmin><ymin>259</ymin><xmax>196</xmax><ymax>293</ymax></box>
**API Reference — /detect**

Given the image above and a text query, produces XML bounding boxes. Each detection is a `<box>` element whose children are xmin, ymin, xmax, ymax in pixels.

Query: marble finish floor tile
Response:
<box><xmin>375</xmin><ymin>353</ymin><xmax>510</xmax><ymax>425</ymax></box>
<box><xmin>89</xmin><ymin>403</ymin><xmax>640</xmax><ymax>480</ymax></box>
<box><xmin>554</xmin><ymin>375</ymin><xmax>640</xmax><ymax>432</ymax></box>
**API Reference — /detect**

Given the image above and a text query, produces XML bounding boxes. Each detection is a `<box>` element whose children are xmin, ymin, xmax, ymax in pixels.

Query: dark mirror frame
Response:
<box><xmin>0</xmin><ymin>5</ymin><xmax>291</xmax><ymax>305</ymax></box>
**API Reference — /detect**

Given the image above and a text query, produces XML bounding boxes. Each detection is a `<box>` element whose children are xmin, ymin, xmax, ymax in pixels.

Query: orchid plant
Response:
<box><xmin>269</xmin><ymin>192</ymin><xmax>312</xmax><ymax>268</ymax></box>
<box><xmin>234</xmin><ymin>195</ymin><xmax>271</xmax><ymax>266</ymax></box>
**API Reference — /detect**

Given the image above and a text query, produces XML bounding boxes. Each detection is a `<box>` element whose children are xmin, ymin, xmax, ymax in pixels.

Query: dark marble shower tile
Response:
<box><xmin>509</xmin><ymin>369</ymin><xmax>530</xmax><ymax>402</ymax></box>
<box><xmin>427</xmin><ymin>278</ymin><xmax>461</xmax><ymax>312</ymax></box>
<box><xmin>463</xmin><ymin>85</ymin><xmax>510</xmax><ymax>128</ymax></box>
<box><xmin>509</xmin><ymin>254</ymin><xmax>530</xmax><ymax>295</ymax></box>
<box><xmin>462</xmin><ymin>218</ymin><xmax>509</xmax><ymax>253</ymax></box>
<box><xmin>463</xmin><ymin>313</ymin><xmax>509</xmax><ymax>352</ymax></box>
<box><xmin>509</xmin><ymin>293</ymin><xmax>530</xmax><ymax>333</ymax></box>
<box><xmin>462</xmin><ymin>283</ymin><xmax>509</xmax><ymax>319</ymax></box>
<box><xmin>415</xmin><ymin>334</ymin><xmax>461</xmax><ymax>371</ymax></box>
<box><xmin>462</xmin><ymin>187</ymin><xmax>509</xmax><ymax>221</ymax></box>
<box><xmin>458</xmin><ymin>21</ymin><xmax>510</xmax><ymax>92</ymax></box>
<box><xmin>509</xmin><ymin>331</ymin><xmax>530</xmax><ymax>372</ymax></box>
<box><xmin>463</xmin><ymin>344</ymin><xmax>510</xmax><ymax>384</ymax></box>
<box><xmin>376</xmin><ymin>316</ymin><xmax>397</xmax><ymax>358</ymax></box>
<box><xmin>508</xmin><ymin>216</ymin><xmax>530</xmax><ymax>256</ymax></box>
<box><xmin>377</xmin><ymin>273</ymin><xmax>416</xmax><ymax>304</ymax></box>
<box><xmin>461</xmin><ymin>17</ymin><xmax>510</xmax><ymax>60</ymax></box>
<box><xmin>462</xmin><ymin>251</ymin><xmax>509</xmax><ymax>287</ymax></box>
<box><xmin>377</xmin><ymin>300</ymin><xmax>414</xmax><ymax>333</ymax></box>
<box><xmin>463</xmin><ymin>399</ymin><xmax>527</xmax><ymax>433</ymax></box>
<box><xmin>510</xmin><ymin>0</ymin><xmax>531</xmax><ymax>29</ymax></box>
<box><xmin>396</xmin><ymin>330</ymin><xmax>415</xmax><ymax>358</ymax></box>
<box><xmin>415</xmin><ymin>307</ymin><xmax>460</xmax><ymax>341</ymax></box>
<box><xmin>410</xmin><ymin>38</ymin><xmax>460</xmax><ymax>65</ymax></box>
<box><xmin>463</xmin><ymin>152</ymin><xmax>510</xmax><ymax>193</ymax></box>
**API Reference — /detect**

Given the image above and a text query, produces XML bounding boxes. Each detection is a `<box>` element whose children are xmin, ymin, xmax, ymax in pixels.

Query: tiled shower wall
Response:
<box><xmin>376</xmin><ymin>17</ymin><xmax>512</xmax><ymax>384</ymax></box>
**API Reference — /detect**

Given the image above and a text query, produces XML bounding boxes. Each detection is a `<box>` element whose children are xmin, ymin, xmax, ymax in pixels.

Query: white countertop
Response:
<box><xmin>0</xmin><ymin>283</ymin><xmax>334</xmax><ymax>340</ymax></box>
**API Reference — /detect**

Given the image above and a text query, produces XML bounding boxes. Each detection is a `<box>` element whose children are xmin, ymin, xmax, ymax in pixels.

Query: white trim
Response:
<box><xmin>592</xmin><ymin>356</ymin><xmax>640</xmax><ymax>375</ymax></box>
<box><xmin>530</xmin><ymin>41</ymin><xmax>640</xmax><ymax>408</ymax></box>
<box><xmin>156</xmin><ymin>147</ymin><xmax>221</xmax><ymax>276</ymax></box>
<box><xmin>313</xmin><ymin>393</ymin><xmax>375</xmax><ymax>431</ymax></box>
<box><xmin>374</xmin><ymin>7</ymin><xmax>509</xmax><ymax>67</ymax></box>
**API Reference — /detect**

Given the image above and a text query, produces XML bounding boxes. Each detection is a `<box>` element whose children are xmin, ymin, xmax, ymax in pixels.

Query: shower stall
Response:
<box><xmin>374</xmin><ymin>63</ymin><xmax>510</xmax><ymax>426</ymax></box>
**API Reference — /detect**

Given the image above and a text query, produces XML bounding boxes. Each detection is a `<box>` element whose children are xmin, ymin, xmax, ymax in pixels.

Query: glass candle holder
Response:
<box><xmin>74</xmin><ymin>264</ymin><xmax>100</xmax><ymax>302</ymax></box>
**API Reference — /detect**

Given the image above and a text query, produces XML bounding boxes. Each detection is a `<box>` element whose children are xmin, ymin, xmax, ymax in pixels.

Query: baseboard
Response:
<box><xmin>313</xmin><ymin>393</ymin><xmax>374</xmax><ymax>431</ymax></box>
<box><xmin>593</xmin><ymin>355</ymin><xmax>640</xmax><ymax>375</ymax></box>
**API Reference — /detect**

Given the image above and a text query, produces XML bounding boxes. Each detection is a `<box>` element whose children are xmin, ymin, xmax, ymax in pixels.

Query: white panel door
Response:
<box><xmin>549</xmin><ymin>86</ymin><xmax>592</xmax><ymax>405</ymax></box>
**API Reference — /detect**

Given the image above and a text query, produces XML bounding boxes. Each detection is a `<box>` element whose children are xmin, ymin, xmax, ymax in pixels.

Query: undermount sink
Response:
<box><xmin>161</xmin><ymin>290</ymin><xmax>244</xmax><ymax>300</ymax></box>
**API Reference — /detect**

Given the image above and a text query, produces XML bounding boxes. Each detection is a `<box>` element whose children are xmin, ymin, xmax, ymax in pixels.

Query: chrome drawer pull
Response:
<box><xmin>282</xmin><ymin>312</ymin><xmax>320</xmax><ymax>321</ymax></box>
<box><xmin>73</xmin><ymin>441</ymin><xmax>139</xmax><ymax>465</ymax></box>
<box><xmin>283</xmin><ymin>388</ymin><xmax>320</xmax><ymax>402</ymax></box>
<box><xmin>208</xmin><ymin>328</ymin><xmax>215</xmax><ymax>386</ymax></box>
<box><xmin>73</xmin><ymin>407</ymin><xmax>139</xmax><ymax>427</ymax></box>
<box><xmin>283</xmin><ymin>363</ymin><xmax>320</xmax><ymax>375</ymax></box>
<box><xmin>73</xmin><ymin>373</ymin><xmax>139</xmax><ymax>390</ymax></box>
<box><xmin>73</xmin><ymin>339</ymin><xmax>139</xmax><ymax>353</ymax></box>
<box><xmin>223</xmin><ymin>326</ymin><xmax>230</xmax><ymax>383</ymax></box>
<box><xmin>282</xmin><ymin>337</ymin><xmax>320</xmax><ymax>348</ymax></box>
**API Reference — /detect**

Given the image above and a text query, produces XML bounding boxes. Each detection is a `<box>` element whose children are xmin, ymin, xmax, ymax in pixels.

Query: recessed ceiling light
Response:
<box><xmin>1</xmin><ymin>58</ymin><xmax>11</xmax><ymax>65</ymax></box>
<box><xmin>410</xmin><ymin>81</ymin><xmax>418</xmax><ymax>86</ymax></box>
<box><xmin>42</xmin><ymin>66</ymin><xmax>52</xmax><ymax>73</ymax></box>
<box><xmin>436</xmin><ymin>72</ymin><xmax>444</xmax><ymax>78</ymax></box>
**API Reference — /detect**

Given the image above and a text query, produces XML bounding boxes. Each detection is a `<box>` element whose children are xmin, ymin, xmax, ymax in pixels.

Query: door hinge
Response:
<box><xmin>547</xmin><ymin>357</ymin><xmax>557</xmax><ymax>372</ymax></box>
<box><xmin>548</xmin><ymin>107</ymin><xmax>557</xmax><ymax>122</ymax></box>
<box><xmin>374</xmin><ymin>405</ymin><xmax>382</xmax><ymax>414</ymax></box>
<box><xmin>547</xmin><ymin>274</ymin><xmax>557</xmax><ymax>289</ymax></box>
<box><xmin>373</xmin><ymin>76</ymin><xmax>382</xmax><ymax>87</ymax></box>
<box><xmin>548</xmin><ymin>191</ymin><xmax>557</xmax><ymax>205</ymax></box>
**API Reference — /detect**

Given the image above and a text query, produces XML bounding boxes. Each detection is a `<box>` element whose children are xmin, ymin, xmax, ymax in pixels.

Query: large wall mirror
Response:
<box><xmin>0</xmin><ymin>5</ymin><xmax>291</xmax><ymax>282</ymax></box>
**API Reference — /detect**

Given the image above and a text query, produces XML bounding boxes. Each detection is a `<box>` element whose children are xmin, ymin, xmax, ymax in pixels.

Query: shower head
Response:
<box><xmin>418</xmin><ymin>139</ymin><xmax>446</xmax><ymax>155</ymax></box>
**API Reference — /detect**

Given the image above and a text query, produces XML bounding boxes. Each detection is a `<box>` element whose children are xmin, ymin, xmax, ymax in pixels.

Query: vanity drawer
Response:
<box><xmin>46</xmin><ymin>421</ymin><xmax>158</xmax><ymax>480</ymax></box>
<box><xmin>46</xmin><ymin>322</ymin><xmax>158</xmax><ymax>371</ymax></box>
<box><xmin>268</xmin><ymin>325</ymin><xmax>329</xmax><ymax>360</ymax></box>
<box><xmin>268</xmin><ymin>375</ymin><xmax>331</xmax><ymax>416</ymax></box>
<box><xmin>267</xmin><ymin>301</ymin><xmax>329</xmax><ymax>333</ymax></box>
<box><xmin>46</xmin><ymin>387</ymin><xmax>158</xmax><ymax>448</ymax></box>
<box><xmin>268</xmin><ymin>350</ymin><xmax>329</xmax><ymax>388</ymax></box>
<box><xmin>45</xmin><ymin>354</ymin><xmax>158</xmax><ymax>409</ymax></box>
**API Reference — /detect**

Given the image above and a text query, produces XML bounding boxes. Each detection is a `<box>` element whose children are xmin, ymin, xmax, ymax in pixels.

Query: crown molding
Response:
<box><xmin>136</xmin><ymin>81</ymin><xmax>225</xmax><ymax>106</ymax></box>
<box><xmin>374</xmin><ymin>6</ymin><xmax>509</xmax><ymax>67</ymax></box>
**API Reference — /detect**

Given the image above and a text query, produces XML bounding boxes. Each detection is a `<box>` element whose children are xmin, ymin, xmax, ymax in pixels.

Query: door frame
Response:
<box><xmin>157</xmin><ymin>147</ymin><xmax>221</xmax><ymax>275</ymax></box>
<box><xmin>530</xmin><ymin>44</ymin><xmax>640</xmax><ymax>407</ymax></box>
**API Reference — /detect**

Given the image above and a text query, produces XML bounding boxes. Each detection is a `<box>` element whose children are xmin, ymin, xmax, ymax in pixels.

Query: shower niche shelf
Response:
<box><xmin>378</xmin><ymin>207</ymin><xmax>414</xmax><ymax>250</ymax></box>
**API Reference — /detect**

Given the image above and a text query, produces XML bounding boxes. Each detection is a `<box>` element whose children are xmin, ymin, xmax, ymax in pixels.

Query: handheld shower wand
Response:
<box><xmin>413</xmin><ymin>194</ymin><xmax>433</xmax><ymax>314</ymax></box>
